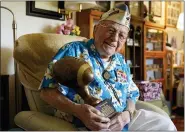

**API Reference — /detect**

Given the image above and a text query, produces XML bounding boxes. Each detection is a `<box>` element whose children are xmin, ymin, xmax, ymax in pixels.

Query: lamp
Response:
<box><xmin>1</xmin><ymin>6</ymin><xmax>17</xmax><ymax>48</ymax></box>
<box><xmin>58</xmin><ymin>2</ymin><xmax>99</xmax><ymax>18</ymax></box>
<box><xmin>1</xmin><ymin>6</ymin><xmax>21</xmax><ymax>115</ymax></box>
<box><xmin>177</xmin><ymin>12</ymin><xmax>184</xmax><ymax>31</ymax></box>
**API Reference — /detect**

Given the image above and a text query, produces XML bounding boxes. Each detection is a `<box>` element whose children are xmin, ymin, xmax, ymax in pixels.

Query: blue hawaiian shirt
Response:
<box><xmin>40</xmin><ymin>39</ymin><xmax>139</xmax><ymax>131</ymax></box>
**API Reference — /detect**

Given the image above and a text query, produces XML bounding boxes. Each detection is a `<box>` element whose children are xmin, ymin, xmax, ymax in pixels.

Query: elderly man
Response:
<box><xmin>39</xmin><ymin>4</ymin><xmax>176</xmax><ymax>131</ymax></box>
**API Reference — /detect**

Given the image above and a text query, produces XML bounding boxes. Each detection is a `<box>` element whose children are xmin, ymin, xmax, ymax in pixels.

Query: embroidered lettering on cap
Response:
<box><xmin>99</xmin><ymin>4</ymin><xmax>131</xmax><ymax>30</ymax></box>
<box><xmin>126</xmin><ymin>16</ymin><xmax>130</xmax><ymax>20</ymax></box>
<box><xmin>109</xmin><ymin>9</ymin><xmax>120</xmax><ymax>17</ymax></box>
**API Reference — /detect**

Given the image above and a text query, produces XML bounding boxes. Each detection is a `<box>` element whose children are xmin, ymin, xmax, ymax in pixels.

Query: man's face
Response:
<box><xmin>93</xmin><ymin>20</ymin><xmax>129</xmax><ymax>59</ymax></box>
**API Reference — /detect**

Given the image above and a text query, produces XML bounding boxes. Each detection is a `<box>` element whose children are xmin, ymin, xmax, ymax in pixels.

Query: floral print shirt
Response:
<box><xmin>40</xmin><ymin>39</ymin><xmax>139</xmax><ymax>131</ymax></box>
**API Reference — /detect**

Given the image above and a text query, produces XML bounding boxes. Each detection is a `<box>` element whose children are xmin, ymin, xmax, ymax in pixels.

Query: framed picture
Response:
<box><xmin>129</xmin><ymin>1</ymin><xmax>143</xmax><ymax>17</ymax></box>
<box><xmin>149</xmin><ymin>1</ymin><xmax>162</xmax><ymax>17</ymax></box>
<box><xmin>26</xmin><ymin>1</ymin><xmax>65</xmax><ymax>21</ymax></box>
<box><xmin>165</xmin><ymin>1</ymin><xmax>181</xmax><ymax>28</ymax></box>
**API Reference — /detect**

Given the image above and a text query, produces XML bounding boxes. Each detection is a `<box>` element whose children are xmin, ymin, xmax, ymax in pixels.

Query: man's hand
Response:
<box><xmin>74</xmin><ymin>104</ymin><xmax>111</xmax><ymax>131</ymax></box>
<box><xmin>109</xmin><ymin>111</ymin><xmax>130</xmax><ymax>131</ymax></box>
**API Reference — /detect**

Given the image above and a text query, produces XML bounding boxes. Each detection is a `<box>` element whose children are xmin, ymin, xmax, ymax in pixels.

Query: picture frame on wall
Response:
<box><xmin>165</xmin><ymin>1</ymin><xmax>181</xmax><ymax>28</ymax></box>
<box><xmin>149</xmin><ymin>1</ymin><xmax>162</xmax><ymax>17</ymax></box>
<box><xmin>26</xmin><ymin>1</ymin><xmax>65</xmax><ymax>20</ymax></box>
<box><xmin>129</xmin><ymin>1</ymin><xmax>143</xmax><ymax>17</ymax></box>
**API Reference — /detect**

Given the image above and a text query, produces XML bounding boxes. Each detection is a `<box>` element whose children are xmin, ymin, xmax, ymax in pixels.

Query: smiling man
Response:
<box><xmin>39</xmin><ymin>4</ymin><xmax>176</xmax><ymax>131</ymax></box>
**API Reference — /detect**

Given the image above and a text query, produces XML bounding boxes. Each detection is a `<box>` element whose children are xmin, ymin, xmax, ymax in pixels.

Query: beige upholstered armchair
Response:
<box><xmin>14</xmin><ymin>33</ymin><xmax>170</xmax><ymax>131</ymax></box>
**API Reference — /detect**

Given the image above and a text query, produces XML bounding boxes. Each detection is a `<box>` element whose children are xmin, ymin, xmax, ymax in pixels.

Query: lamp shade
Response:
<box><xmin>65</xmin><ymin>2</ymin><xmax>99</xmax><ymax>11</ymax></box>
<box><xmin>177</xmin><ymin>12</ymin><xmax>184</xmax><ymax>30</ymax></box>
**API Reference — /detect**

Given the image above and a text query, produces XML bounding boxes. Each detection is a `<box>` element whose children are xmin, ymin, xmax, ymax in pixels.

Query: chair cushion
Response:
<box><xmin>14</xmin><ymin>33</ymin><xmax>86</xmax><ymax>90</ymax></box>
<box><xmin>14</xmin><ymin>111</ymin><xmax>77</xmax><ymax>131</ymax></box>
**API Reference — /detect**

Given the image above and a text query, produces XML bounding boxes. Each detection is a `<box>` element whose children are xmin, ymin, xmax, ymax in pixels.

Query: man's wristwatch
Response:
<box><xmin>124</xmin><ymin>109</ymin><xmax>134</xmax><ymax>120</ymax></box>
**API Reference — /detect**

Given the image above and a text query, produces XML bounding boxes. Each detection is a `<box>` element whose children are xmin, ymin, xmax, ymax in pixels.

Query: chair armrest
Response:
<box><xmin>136</xmin><ymin>100</ymin><xmax>169</xmax><ymax>117</ymax></box>
<box><xmin>14</xmin><ymin>111</ymin><xmax>78</xmax><ymax>131</ymax></box>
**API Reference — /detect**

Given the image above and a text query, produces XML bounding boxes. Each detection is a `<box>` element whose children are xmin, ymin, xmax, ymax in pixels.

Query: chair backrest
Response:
<box><xmin>14</xmin><ymin>33</ymin><xmax>86</xmax><ymax>115</ymax></box>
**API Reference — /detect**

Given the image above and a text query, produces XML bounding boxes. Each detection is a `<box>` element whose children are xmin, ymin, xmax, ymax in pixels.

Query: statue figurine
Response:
<box><xmin>53</xmin><ymin>56</ymin><xmax>101</xmax><ymax>106</ymax></box>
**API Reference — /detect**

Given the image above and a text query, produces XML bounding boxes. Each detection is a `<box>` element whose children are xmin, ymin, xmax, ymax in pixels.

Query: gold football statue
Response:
<box><xmin>53</xmin><ymin>56</ymin><xmax>101</xmax><ymax>106</ymax></box>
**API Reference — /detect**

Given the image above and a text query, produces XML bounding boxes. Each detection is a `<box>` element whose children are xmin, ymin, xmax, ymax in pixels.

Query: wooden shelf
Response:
<box><xmin>127</xmin><ymin>45</ymin><xmax>140</xmax><ymax>47</ymax></box>
<box><xmin>146</xmin><ymin>39</ymin><xmax>163</xmax><ymax>43</ymax></box>
<box><xmin>144</xmin><ymin>21</ymin><xmax>165</xmax><ymax>29</ymax></box>
<box><xmin>173</xmin><ymin>66</ymin><xmax>184</xmax><ymax>69</ymax></box>
<box><xmin>150</xmin><ymin>78</ymin><xmax>165</xmax><ymax>82</ymax></box>
<box><xmin>146</xmin><ymin>68</ymin><xmax>163</xmax><ymax>72</ymax></box>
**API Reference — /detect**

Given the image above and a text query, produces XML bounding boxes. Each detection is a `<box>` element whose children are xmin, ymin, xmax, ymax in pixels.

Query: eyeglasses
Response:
<box><xmin>98</xmin><ymin>23</ymin><xmax>128</xmax><ymax>41</ymax></box>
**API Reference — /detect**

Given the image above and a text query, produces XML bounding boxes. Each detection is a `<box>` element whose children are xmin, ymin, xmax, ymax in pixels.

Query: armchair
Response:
<box><xmin>14</xmin><ymin>33</ymin><xmax>169</xmax><ymax>131</ymax></box>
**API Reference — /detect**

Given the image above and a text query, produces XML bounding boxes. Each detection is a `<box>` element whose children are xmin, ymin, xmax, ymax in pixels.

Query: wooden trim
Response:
<box><xmin>90</xmin><ymin>15</ymin><xmax>100</xmax><ymax>38</ymax></box>
<box><xmin>145</xmin><ymin>54</ymin><xmax>165</xmax><ymax>58</ymax></box>
<box><xmin>145</xmin><ymin>21</ymin><xmax>165</xmax><ymax>29</ymax></box>
<box><xmin>151</xmin><ymin>78</ymin><xmax>165</xmax><ymax>82</ymax></box>
<box><xmin>89</xmin><ymin>15</ymin><xmax>93</xmax><ymax>38</ymax></box>
<box><xmin>168</xmin><ymin>50</ymin><xmax>174</xmax><ymax>103</ymax></box>
<box><xmin>141</xmin><ymin>23</ymin><xmax>144</xmax><ymax>80</ymax></box>
<box><xmin>144</xmin><ymin>55</ymin><xmax>146</xmax><ymax>80</ymax></box>
<box><xmin>163</xmin><ymin>32</ymin><xmax>166</xmax><ymax>53</ymax></box>
<box><xmin>163</xmin><ymin>55</ymin><xmax>167</xmax><ymax>96</ymax></box>
<box><xmin>144</xmin><ymin>25</ymin><xmax>146</xmax><ymax>80</ymax></box>
<box><xmin>90</xmin><ymin>10</ymin><xmax>103</xmax><ymax>17</ymax></box>
<box><xmin>145</xmin><ymin>51</ymin><xmax>165</xmax><ymax>56</ymax></box>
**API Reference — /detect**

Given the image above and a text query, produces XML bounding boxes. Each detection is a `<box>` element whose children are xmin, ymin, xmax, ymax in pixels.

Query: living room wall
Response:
<box><xmin>1</xmin><ymin>2</ymin><xmax>74</xmax><ymax>75</ymax></box>
<box><xmin>1</xmin><ymin>2</ymin><xmax>74</xmax><ymax>129</ymax></box>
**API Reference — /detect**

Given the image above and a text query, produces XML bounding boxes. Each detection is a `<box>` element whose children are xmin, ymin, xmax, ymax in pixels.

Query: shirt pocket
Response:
<box><xmin>115</xmin><ymin>69</ymin><xmax>128</xmax><ymax>84</ymax></box>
